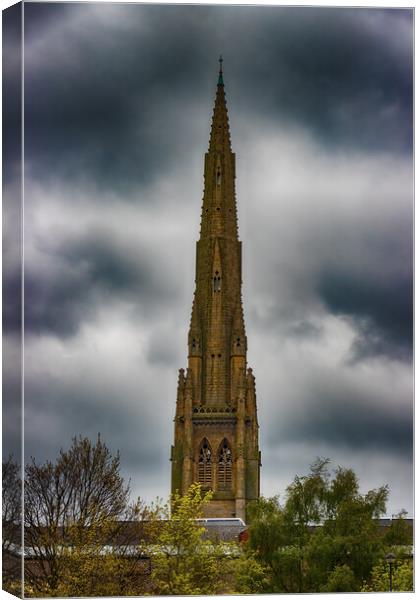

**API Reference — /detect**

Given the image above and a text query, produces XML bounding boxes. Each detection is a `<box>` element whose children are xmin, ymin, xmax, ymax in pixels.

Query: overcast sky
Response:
<box><xmin>3</xmin><ymin>3</ymin><xmax>413</xmax><ymax>516</ymax></box>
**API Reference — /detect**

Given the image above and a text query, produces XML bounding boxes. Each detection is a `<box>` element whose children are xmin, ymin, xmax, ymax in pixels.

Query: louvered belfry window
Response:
<box><xmin>218</xmin><ymin>439</ymin><xmax>232</xmax><ymax>489</ymax></box>
<box><xmin>198</xmin><ymin>439</ymin><xmax>212</xmax><ymax>487</ymax></box>
<box><xmin>213</xmin><ymin>271</ymin><xmax>221</xmax><ymax>292</ymax></box>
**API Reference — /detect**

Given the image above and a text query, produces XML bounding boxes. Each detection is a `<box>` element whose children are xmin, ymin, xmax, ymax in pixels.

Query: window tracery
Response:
<box><xmin>198</xmin><ymin>439</ymin><xmax>212</xmax><ymax>487</ymax></box>
<box><xmin>218</xmin><ymin>439</ymin><xmax>232</xmax><ymax>489</ymax></box>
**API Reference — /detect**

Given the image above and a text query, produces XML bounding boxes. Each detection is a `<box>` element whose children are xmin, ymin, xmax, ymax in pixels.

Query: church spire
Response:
<box><xmin>171</xmin><ymin>62</ymin><xmax>260</xmax><ymax>520</ymax></box>
<box><xmin>192</xmin><ymin>56</ymin><xmax>244</xmax><ymax>405</ymax></box>
<box><xmin>200</xmin><ymin>58</ymin><xmax>237</xmax><ymax>241</ymax></box>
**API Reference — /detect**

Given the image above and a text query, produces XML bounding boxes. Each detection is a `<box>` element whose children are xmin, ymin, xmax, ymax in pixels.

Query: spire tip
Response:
<box><xmin>218</xmin><ymin>55</ymin><xmax>224</xmax><ymax>85</ymax></box>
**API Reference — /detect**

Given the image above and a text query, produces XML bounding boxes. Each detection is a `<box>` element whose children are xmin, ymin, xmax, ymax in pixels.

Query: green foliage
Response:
<box><xmin>246</xmin><ymin>458</ymin><xmax>391</xmax><ymax>593</ymax></box>
<box><xmin>383</xmin><ymin>510</ymin><xmax>413</xmax><ymax>547</ymax></box>
<box><xmin>285</xmin><ymin>457</ymin><xmax>330</xmax><ymax>527</ymax></box>
<box><xmin>320</xmin><ymin>564</ymin><xmax>357</xmax><ymax>592</ymax></box>
<box><xmin>150</xmin><ymin>484</ymin><xmax>276</xmax><ymax>595</ymax></box>
<box><xmin>246</xmin><ymin>497</ymin><xmax>286</xmax><ymax>561</ymax></box>
<box><xmin>150</xmin><ymin>483</ymin><xmax>232</xmax><ymax>595</ymax></box>
<box><xmin>20</xmin><ymin>442</ymin><xmax>412</xmax><ymax>597</ymax></box>
<box><xmin>232</xmin><ymin>550</ymin><xmax>271</xmax><ymax>594</ymax></box>
<box><xmin>361</xmin><ymin>558</ymin><xmax>413</xmax><ymax>592</ymax></box>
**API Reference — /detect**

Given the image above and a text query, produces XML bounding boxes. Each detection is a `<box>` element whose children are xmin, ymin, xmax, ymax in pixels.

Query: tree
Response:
<box><xmin>24</xmin><ymin>435</ymin><xmax>150</xmax><ymax>596</ymax></box>
<box><xmin>361</xmin><ymin>558</ymin><xmax>413</xmax><ymax>592</ymax></box>
<box><xmin>2</xmin><ymin>455</ymin><xmax>21</xmax><ymax>551</ymax></box>
<box><xmin>246</xmin><ymin>496</ymin><xmax>296</xmax><ymax>592</ymax></box>
<box><xmin>306</xmin><ymin>464</ymin><xmax>388</xmax><ymax>589</ymax></box>
<box><xmin>2</xmin><ymin>455</ymin><xmax>22</xmax><ymax>594</ymax></box>
<box><xmin>282</xmin><ymin>457</ymin><xmax>331</xmax><ymax>592</ymax></box>
<box><xmin>320</xmin><ymin>564</ymin><xmax>357</xmax><ymax>592</ymax></box>
<box><xmin>150</xmin><ymin>483</ymin><xmax>234</xmax><ymax>595</ymax></box>
<box><xmin>383</xmin><ymin>509</ymin><xmax>413</xmax><ymax>547</ymax></box>
<box><xmin>246</xmin><ymin>459</ymin><xmax>390</xmax><ymax>593</ymax></box>
<box><xmin>360</xmin><ymin>510</ymin><xmax>413</xmax><ymax>593</ymax></box>
<box><xmin>23</xmin><ymin>438</ymin><xmax>263</xmax><ymax>596</ymax></box>
<box><xmin>231</xmin><ymin>548</ymin><xmax>270</xmax><ymax>594</ymax></box>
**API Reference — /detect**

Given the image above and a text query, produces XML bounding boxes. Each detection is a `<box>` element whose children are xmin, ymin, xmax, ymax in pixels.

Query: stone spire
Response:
<box><xmin>193</xmin><ymin>59</ymin><xmax>244</xmax><ymax>406</ymax></box>
<box><xmin>171</xmin><ymin>60</ymin><xmax>260</xmax><ymax>520</ymax></box>
<box><xmin>199</xmin><ymin>59</ymin><xmax>238</xmax><ymax>240</ymax></box>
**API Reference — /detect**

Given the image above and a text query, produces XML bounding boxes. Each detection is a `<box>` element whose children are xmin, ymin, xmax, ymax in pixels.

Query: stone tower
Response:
<box><xmin>170</xmin><ymin>59</ymin><xmax>260</xmax><ymax>521</ymax></box>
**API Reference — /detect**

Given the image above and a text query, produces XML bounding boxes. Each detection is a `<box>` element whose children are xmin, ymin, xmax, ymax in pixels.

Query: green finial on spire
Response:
<box><xmin>218</xmin><ymin>54</ymin><xmax>224</xmax><ymax>85</ymax></box>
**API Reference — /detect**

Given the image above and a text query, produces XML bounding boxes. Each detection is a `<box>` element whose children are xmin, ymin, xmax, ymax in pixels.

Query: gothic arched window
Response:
<box><xmin>216</xmin><ymin>168</ymin><xmax>221</xmax><ymax>186</ymax></box>
<box><xmin>198</xmin><ymin>439</ymin><xmax>212</xmax><ymax>487</ymax></box>
<box><xmin>218</xmin><ymin>439</ymin><xmax>232</xmax><ymax>489</ymax></box>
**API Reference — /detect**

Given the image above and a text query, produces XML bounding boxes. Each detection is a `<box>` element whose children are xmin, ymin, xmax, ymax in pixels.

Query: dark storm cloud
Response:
<box><xmin>24</xmin><ymin>229</ymin><xmax>178</xmax><ymax>337</ymax></box>
<box><xmin>23</xmin><ymin>5</ymin><xmax>412</xmax><ymax>193</ymax></box>
<box><xmin>313</xmin><ymin>209</ymin><xmax>413</xmax><ymax>361</ymax></box>
<box><xmin>3</xmin><ymin>2</ymin><xmax>22</xmax><ymax>183</ymax></box>
<box><xmin>3</xmin><ymin>181</ymin><xmax>22</xmax><ymax>335</ymax></box>
<box><xmin>24</xmin><ymin>377</ymin><xmax>165</xmax><ymax>476</ymax></box>
<box><xmin>233</xmin><ymin>7</ymin><xmax>412</xmax><ymax>152</ymax></box>
<box><xmin>240</xmin><ymin>133</ymin><xmax>412</xmax><ymax>362</ymax></box>
<box><xmin>277</xmin><ymin>388</ymin><xmax>412</xmax><ymax>457</ymax></box>
<box><xmin>318</xmin><ymin>266</ymin><xmax>412</xmax><ymax>361</ymax></box>
<box><xmin>3</xmin><ymin>0</ymin><xmax>23</xmax><ymax>461</ymax></box>
<box><xmin>247</xmin><ymin>227</ymin><xmax>412</xmax><ymax>363</ymax></box>
<box><xmin>24</xmin><ymin>3</ymin><xmax>214</xmax><ymax>193</ymax></box>
<box><xmin>2</xmin><ymin>270</ymin><xmax>21</xmax><ymax>334</ymax></box>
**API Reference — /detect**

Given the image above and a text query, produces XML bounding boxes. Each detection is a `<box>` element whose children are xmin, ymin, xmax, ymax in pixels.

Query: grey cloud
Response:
<box><xmin>23</xmin><ymin>5</ymin><xmax>412</xmax><ymax>194</ymax></box>
<box><xmin>2</xmin><ymin>334</ymin><xmax>22</xmax><ymax>460</ymax></box>
<box><xmin>286</xmin><ymin>320</ymin><xmax>324</xmax><ymax>340</ymax></box>
<box><xmin>318</xmin><ymin>268</ymin><xmax>412</xmax><ymax>361</ymax></box>
<box><xmin>244</xmin><ymin>8</ymin><xmax>413</xmax><ymax>152</ymax></box>
<box><xmin>24</xmin><ymin>4</ymin><xmax>214</xmax><ymax>193</ymax></box>
<box><xmin>25</xmin><ymin>389</ymin><xmax>160</xmax><ymax>473</ymax></box>
<box><xmin>23</xmin><ymin>326</ymin><xmax>176</xmax><ymax>503</ymax></box>
<box><xmin>247</xmin><ymin>243</ymin><xmax>412</xmax><ymax>363</ymax></box>
<box><xmin>242</xmin><ymin>156</ymin><xmax>412</xmax><ymax>362</ymax></box>
<box><xmin>147</xmin><ymin>332</ymin><xmax>182</xmax><ymax>368</ymax></box>
<box><xmin>24</xmin><ymin>229</ymin><xmax>179</xmax><ymax>338</ymax></box>
<box><xmin>2</xmin><ymin>270</ymin><xmax>21</xmax><ymax>335</ymax></box>
<box><xmin>278</xmin><ymin>389</ymin><xmax>412</xmax><ymax>457</ymax></box>
<box><xmin>3</xmin><ymin>2</ymin><xmax>22</xmax><ymax>182</ymax></box>
<box><xmin>261</xmin><ymin>444</ymin><xmax>413</xmax><ymax>517</ymax></box>
<box><xmin>3</xmin><ymin>183</ymin><xmax>22</xmax><ymax>335</ymax></box>
<box><xmin>316</xmin><ymin>236</ymin><xmax>412</xmax><ymax>361</ymax></box>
